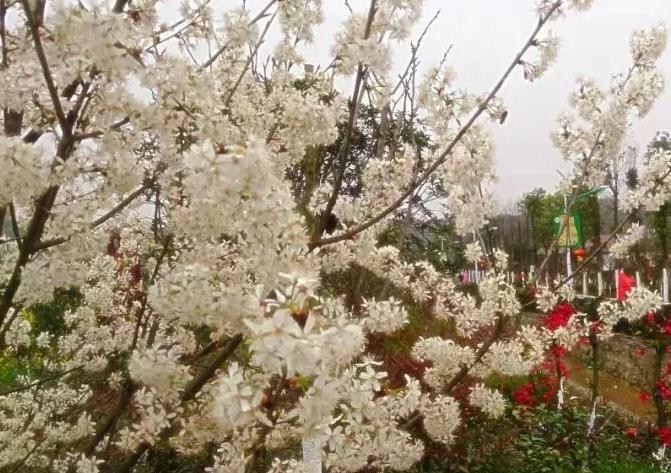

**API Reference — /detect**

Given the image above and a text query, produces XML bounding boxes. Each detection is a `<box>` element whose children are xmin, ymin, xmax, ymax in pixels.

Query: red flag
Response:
<box><xmin>617</xmin><ymin>270</ymin><xmax>636</xmax><ymax>301</ymax></box>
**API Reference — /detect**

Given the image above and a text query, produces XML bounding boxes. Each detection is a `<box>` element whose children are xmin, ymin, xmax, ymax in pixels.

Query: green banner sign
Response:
<box><xmin>552</xmin><ymin>213</ymin><xmax>584</xmax><ymax>248</ymax></box>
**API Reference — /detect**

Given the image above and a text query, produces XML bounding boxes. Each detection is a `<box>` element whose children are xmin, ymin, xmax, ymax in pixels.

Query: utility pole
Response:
<box><xmin>564</xmin><ymin>194</ymin><xmax>573</xmax><ymax>287</ymax></box>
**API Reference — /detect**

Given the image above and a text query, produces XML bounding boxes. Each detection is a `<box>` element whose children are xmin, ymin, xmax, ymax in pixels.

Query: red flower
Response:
<box><xmin>638</xmin><ymin>390</ymin><xmax>651</xmax><ymax>403</ymax></box>
<box><xmin>542</xmin><ymin>388</ymin><xmax>555</xmax><ymax>402</ymax></box>
<box><xmin>556</xmin><ymin>361</ymin><xmax>571</xmax><ymax>378</ymax></box>
<box><xmin>647</xmin><ymin>311</ymin><xmax>657</xmax><ymax>323</ymax></box>
<box><xmin>666</xmin><ymin>362</ymin><xmax>671</xmax><ymax>376</ymax></box>
<box><xmin>551</xmin><ymin>345</ymin><xmax>568</xmax><ymax>358</ymax></box>
<box><xmin>660</xmin><ymin>427</ymin><xmax>671</xmax><ymax>445</ymax></box>
<box><xmin>664</xmin><ymin>322</ymin><xmax>671</xmax><ymax>336</ymax></box>
<box><xmin>512</xmin><ymin>383</ymin><xmax>536</xmax><ymax>406</ymax></box>
<box><xmin>617</xmin><ymin>271</ymin><xmax>636</xmax><ymax>301</ymax></box>
<box><xmin>625</xmin><ymin>427</ymin><xmax>638</xmax><ymax>436</ymax></box>
<box><xmin>657</xmin><ymin>380</ymin><xmax>671</xmax><ymax>399</ymax></box>
<box><xmin>544</xmin><ymin>303</ymin><xmax>575</xmax><ymax>331</ymax></box>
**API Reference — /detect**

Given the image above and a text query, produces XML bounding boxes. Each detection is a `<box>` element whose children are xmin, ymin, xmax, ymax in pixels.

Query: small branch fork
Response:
<box><xmin>313</xmin><ymin>0</ymin><xmax>379</xmax><ymax>241</ymax></box>
<box><xmin>110</xmin><ymin>334</ymin><xmax>244</xmax><ymax>473</ymax></box>
<box><xmin>310</xmin><ymin>0</ymin><xmax>564</xmax><ymax>249</ymax></box>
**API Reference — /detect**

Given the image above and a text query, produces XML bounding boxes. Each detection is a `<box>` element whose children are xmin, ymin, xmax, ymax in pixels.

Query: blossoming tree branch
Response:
<box><xmin>0</xmin><ymin>0</ymin><xmax>669</xmax><ymax>471</ymax></box>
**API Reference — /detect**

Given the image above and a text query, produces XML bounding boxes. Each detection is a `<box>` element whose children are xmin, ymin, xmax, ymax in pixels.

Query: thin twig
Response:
<box><xmin>34</xmin><ymin>183</ymin><xmax>150</xmax><ymax>252</ymax></box>
<box><xmin>315</xmin><ymin>0</ymin><xmax>379</xmax><ymax>240</ymax></box>
<box><xmin>8</xmin><ymin>201</ymin><xmax>21</xmax><ymax>251</ymax></box>
<box><xmin>22</xmin><ymin>0</ymin><xmax>67</xmax><ymax>129</ymax></box>
<box><xmin>199</xmin><ymin>0</ymin><xmax>277</xmax><ymax>71</ymax></box>
<box><xmin>0</xmin><ymin>365</ymin><xmax>84</xmax><ymax>396</ymax></box>
<box><xmin>224</xmin><ymin>10</ymin><xmax>277</xmax><ymax>106</ymax></box>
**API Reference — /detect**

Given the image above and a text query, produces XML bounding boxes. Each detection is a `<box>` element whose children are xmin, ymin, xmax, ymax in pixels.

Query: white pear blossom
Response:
<box><xmin>362</xmin><ymin>297</ymin><xmax>408</xmax><ymax>334</ymax></box>
<box><xmin>469</xmin><ymin>383</ymin><xmax>507</xmax><ymax>418</ymax></box>
<box><xmin>610</xmin><ymin>223</ymin><xmax>647</xmax><ymax>258</ymax></box>
<box><xmin>419</xmin><ymin>395</ymin><xmax>461</xmax><ymax>444</ymax></box>
<box><xmin>464</xmin><ymin>242</ymin><xmax>484</xmax><ymax>264</ymax></box>
<box><xmin>0</xmin><ymin>0</ymin><xmax>652</xmax><ymax>470</ymax></box>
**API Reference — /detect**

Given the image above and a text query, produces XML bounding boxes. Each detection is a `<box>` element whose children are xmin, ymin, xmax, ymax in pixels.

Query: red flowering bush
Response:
<box><xmin>543</xmin><ymin>302</ymin><xmax>575</xmax><ymax>331</ymax></box>
<box><xmin>504</xmin><ymin>303</ymin><xmax>578</xmax><ymax>409</ymax></box>
<box><xmin>511</xmin><ymin>382</ymin><xmax>536</xmax><ymax>406</ymax></box>
<box><xmin>659</xmin><ymin>426</ymin><xmax>671</xmax><ymax>446</ymax></box>
<box><xmin>626</xmin><ymin>307</ymin><xmax>671</xmax><ymax>449</ymax></box>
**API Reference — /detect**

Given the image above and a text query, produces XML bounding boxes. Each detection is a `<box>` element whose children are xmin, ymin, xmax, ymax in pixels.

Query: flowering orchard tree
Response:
<box><xmin>0</xmin><ymin>0</ymin><xmax>669</xmax><ymax>471</ymax></box>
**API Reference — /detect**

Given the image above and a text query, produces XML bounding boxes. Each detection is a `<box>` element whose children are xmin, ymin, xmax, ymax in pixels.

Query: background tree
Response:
<box><xmin>646</xmin><ymin>132</ymin><xmax>671</xmax><ymax>270</ymax></box>
<box><xmin>520</xmin><ymin>188</ymin><xmax>563</xmax><ymax>269</ymax></box>
<box><xmin>606</xmin><ymin>144</ymin><xmax>638</xmax><ymax>230</ymax></box>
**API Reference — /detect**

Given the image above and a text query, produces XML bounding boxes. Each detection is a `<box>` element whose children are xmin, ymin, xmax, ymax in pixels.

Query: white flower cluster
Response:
<box><xmin>553</xmin><ymin>25</ymin><xmax>667</xmax><ymax>193</ymax></box>
<box><xmin>536</xmin><ymin>286</ymin><xmax>560</xmax><ymax>313</ymax></box>
<box><xmin>597</xmin><ymin>287</ymin><xmax>662</xmax><ymax>327</ymax></box>
<box><xmin>464</xmin><ymin>242</ymin><xmax>484</xmax><ymax>264</ymax></box>
<box><xmin>0</xmin><ymin>383</ymin><xmax>94</xmax><ymax>469</ymax></box>
<box><xmin>537</xmin><ymin>0</ymin><xmax>595</xmax><ymax>17</ymax></box>
<box><xmin>221</xmin><ymin>7</ymin><xmax>259</xmax><ymax>47</ymax></box>
<box><xmin>362</xmin><ymin>297</ymin><xmax>409</xmax><ymax>334</ymax></box>
<box><xmin>245</xmin><ymin>308</ymin><xmax>364</xmax><ymax>377</ymax></box>
<box><xmin>477</xmin><ymin>326</ymin><xmax>546</xmax><ymax>377</ymax></box>
<box><xmin>412</xmin><ymin>337</ymin><xmax>475</xmax><ymax>389</ymax></box>
<box><xmin>469</xmin><ymin>383</ymin><xmax>507</xmax><ymax>419</ymax></box>
<box><xmin>206</xmin><ymin>442</ymin><xmax>248</xmax><ymax>473</ymax></box>
<box><xmin>631</xmin><ymin>24</ymin><xmax>667</xmax><ymax>67</ymax></box>
<box><xmin>209</xmin><ymin>363</ymin><xmax>263</xmax><ymax>430</ymax></box>
<box><xmin>524</xmin><ymin>32</ymin><xmax>561</xmax><ymax>82</ymax></box>
<box><xmin>0</xmin><ymin>137</ymin><xmax>50</xmax><ymax>207</ymax></box>
<box><xmin>419</xmin><ymin>395</ymin><xmax>461</xmax><ymax>444</ymax></box>
<box><xmin>129</xmin><ymin>347</ymin><xmax>191</xmax><ymax>401</ymax></box>
<box><xmin>115</xmin><ymin>388</ymin><xmax>175</xmax><ymax>452</ymax></box>
<box><xmin>610</xmin><ymin>223</ymin><xmax>647</xmax><ymax>258</ymax></box>
<box><xmin>332</xmin><ymin>0</ymin><xmax>424</xmax><ymax>75</ymax></box>
<box><xmin>326</xmin><ymin>151</ymin><xmax>415</xmax><ymax>226</ymax></box>
<box><xmin>623</xmin><ymin>148</ymin><xmax>671</xmax><ymax>213</ymax></box>
<box><xmin>4</xmin><ymin>314</ymin><xmax>32</xmax><ymax>350</ymax></box>
<box><xmin>322</xmin><ymin>363</ymin><xmax>425</xmax><ymax>471</ymax></box>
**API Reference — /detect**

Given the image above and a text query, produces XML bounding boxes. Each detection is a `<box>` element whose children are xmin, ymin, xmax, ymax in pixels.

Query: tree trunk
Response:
<box><xmin>612</xmin><ymin>189</ymin><xmax>619</xmax><ymax>230</ymax></box>
<box><xmin>654</xmin><ymin>346</ymin><xmax>668</xmax><ymax>428</ymax></box>
<box><xmin>656</xmin><ymin>204</ymin><xmax>669</xmax><ymax>270</ymax></box>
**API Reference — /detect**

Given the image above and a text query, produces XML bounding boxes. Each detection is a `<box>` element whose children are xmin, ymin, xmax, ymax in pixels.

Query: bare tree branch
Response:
<box><xmin>34</xmin><ymin>183</ymin><xmax>151</xmax><ymax>252</ymax></box>
<box><xmin>224</xmin><ymin>9</ymin><xmax>278</xmax><ymax>107</ymax></box>
<box><xmin>8</xmin><ymin>201</ymin><xmax>21</xmax><ymax>251</ymax></box>
<box><xmin>112</xmin><ymin>0</ymin><xmax>130</xmax><ymax>14</ymax></box>
<box><xmin>314</xmin><ymin>0</ymin><xmax>379</xmax><ymax>241</ymax></box>
<box><xmin>111</xmin><ymin>333</ymin><xmax>244</xmax><ymax>473</ymax></box>
<box><xmin>0</xmin><ymin>365</ymin><xmax>84</xmax><ymax>396</ymax></box>
<box><xmin>22</xmin><ymin>0</ymin><xmax>68</xmax><ymax>129</ymax></box>
<box><xmin>199</xmin><ymin>0</ymin><xmax>278</xmax><ymax>71</ymax></box>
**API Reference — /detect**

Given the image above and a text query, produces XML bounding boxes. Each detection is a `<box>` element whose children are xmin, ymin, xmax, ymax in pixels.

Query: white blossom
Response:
<box><xmin>469</xmin><ymin>383</ymin><xmax>507</xmax><ymax>418</ymax></box>
<box><xmin>610</xmin><ymin>223</ymin><xmax>647</xmax><ymax>258</ymax></box>
<box><xmin>419</xmin><ymin>395</ymin><xmax>461</xmax><ymax>444</ymax></box>
<box><xmin>464</xmin><ymin>242</ymin><xmax>483</xmax><ymax>264</ymax></box>
<box><xmin>362</xmin><ymin>297</ymin><xmax>408</xmax><ymax>334</ymax></box>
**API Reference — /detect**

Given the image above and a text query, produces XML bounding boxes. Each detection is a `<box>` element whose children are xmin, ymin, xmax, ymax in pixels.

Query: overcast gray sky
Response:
<box><xmin>282</xmin><ymin>0</ymin><xmax>671</xmax><ymax>204</ymax></box>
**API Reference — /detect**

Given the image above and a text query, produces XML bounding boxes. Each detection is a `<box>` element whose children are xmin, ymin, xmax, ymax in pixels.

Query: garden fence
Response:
<box><xmin>459</xmin><ymin>268</ymin><xmax>671</xmax><ymax>305</ymax></box>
